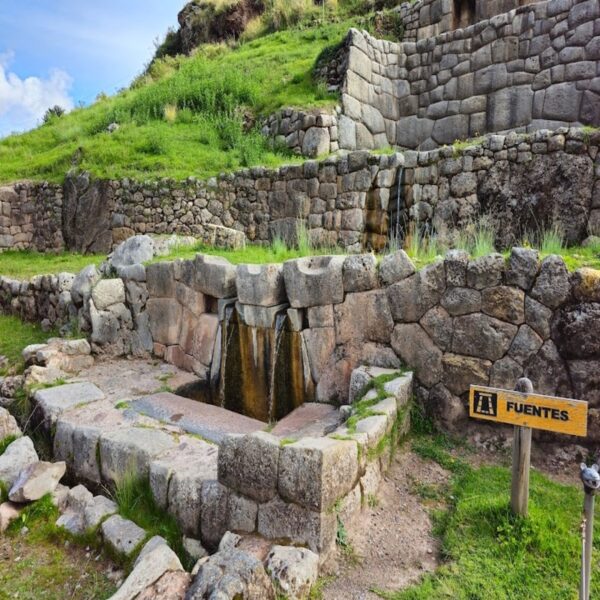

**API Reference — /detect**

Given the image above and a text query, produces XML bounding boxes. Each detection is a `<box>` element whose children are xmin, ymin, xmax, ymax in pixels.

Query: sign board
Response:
<box><xmin>469</xmin><ymin>385</ymin><xmax>588</xmax><ymax>437</ymax></box>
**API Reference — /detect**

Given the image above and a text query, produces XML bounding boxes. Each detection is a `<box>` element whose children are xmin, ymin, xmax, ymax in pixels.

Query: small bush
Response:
<box><xmin>153</xmin><ymin>27</ymin><xmax>182</xmax><ymax>60</ymax></box>
<box><xmin>263</xmin><ymin>0</ymin><xmax>316</xmax><ymax>30</ymax></box>
<box><xmin>163</xmin><ymin>104</ymin><xmax>178</xmax><ymax>124</ymax></box>
<box><xmin>42</xmin><ymin>105</ymin><xmax>66</xmax><ymax>124</ymax></box>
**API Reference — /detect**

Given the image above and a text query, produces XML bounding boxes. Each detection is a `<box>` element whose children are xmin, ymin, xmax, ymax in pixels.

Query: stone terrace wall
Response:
<box><xmin>2</xmin><ymin>248</ymin><xmax>599</xmax><ymax>444</ymax></box>
<box><xmin>396</xmin><ymin>127</ymin><xmax>600</xmax><ymax>247</ymax></box>
<box><xmin>0</xmin><ymin>184</ymin><xmax>64</xmax><ymax>252</ymax></box>
<box><xmin>338</xmin><ymin>0</ymin><xmax>600</xmax><ymax>150</ymax></box>
<box><xmin>0</xmin><ymin>152</ymin><xmax>402</xmax><ymax>255</ymax></box>
<box><xmin>396</xmin><ymin>0</ymin><xmax>539</xmax><ymax>42</ymax></box>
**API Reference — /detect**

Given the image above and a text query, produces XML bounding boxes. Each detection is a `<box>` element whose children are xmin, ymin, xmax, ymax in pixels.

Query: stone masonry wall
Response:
<box><xmin>0</xmin><ymin>183</ymin><xmax>64</xmax><ymax>252</ymax></box>
<box><xmin>0</xmin><ymin>152</ymin><xmax>401</xmax><ymax>255</ymax></box>
<box><xmin>396</xmin><ymin>0</ymin><xmax>539</xmax><ymax>42</ymax></box>
<box><xmin>338</xmin><ymin>0</ymin><xmax>600</xmax><ymax>150</ymax></box>
<box><xmin>2</xmin><ymin>247</ymin><xmax>599</xmax><ymax>446</ymax></box>
<box><xmin>396</xmin><ymin>127</ymin><xmax>600</xmax><ymax>247</ymax></box>
<box><xmin>261</xmin><ymin>108</ymin><xmax>340</xmax><ymax>158</ymax></box>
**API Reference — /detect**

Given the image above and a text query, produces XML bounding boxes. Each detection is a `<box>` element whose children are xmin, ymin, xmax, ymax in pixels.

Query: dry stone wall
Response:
<box><xmin>395</xmin><ymin>127</ymin><xmax>600</xmax><ymax>247</ymax></box>
<box><xmin>0</xmin><ymin>152</ymin><xmax>401</xmax><ymax>255</ymax></box>
<box><xmin>338</xmin><ymin>0</ymin><xmax>600</xmax><ymax>150</ymax></box>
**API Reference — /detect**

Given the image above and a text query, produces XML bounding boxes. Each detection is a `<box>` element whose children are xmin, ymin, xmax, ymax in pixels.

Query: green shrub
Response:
<box><xmin>42</xmin><ymin>106</ymin><xmax>66</xmax><ymax>124</ymax></box>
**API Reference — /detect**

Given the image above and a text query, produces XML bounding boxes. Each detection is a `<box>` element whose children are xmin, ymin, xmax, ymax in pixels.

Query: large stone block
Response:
<box><xmin>530</xmin><ymin>255</ymin><xmax>571</xmax><ymax>308</ymax></box>
<box><xmin>146</xmin><ymin>298</ymin><xmax>182</xmax><ymax>346</ymax></box>
<box><xmin>258</xmin><ymin>495</ymin><xmax>336</xmax><ymax>554</ymax></box>
<box><xmin>302</xmin><ymin>327</ymin><xmax>336</xmax><ymax>383</ymax></box>
<box><xmin>236</xmin><ymin>264</ymin><xmax>286</xmax><ymax>307</ymax></box>
<box><xmin>146</xmin><ymin>262</ymin><xmax>176</xmax><ymax>298</ymax></box>
<box><xmin>506</xmin><ymin>248</ymin><xmax>540</xmax><ymax>290</ymax></box>
<box><xmin>91</xmin><ymin>279</ymin><xmax>126</xmax><ymax>310</ymax></box>
<box><xmin>334</xmin><ymin>290</ymin><xmax>394</xmax><ymax>345</ymax></box>
<box><xmin>193</xmin><ymin>254</ymin><xmax>237</xmax><ymax>298</ymax></box>
<box><xmin>378</xmin><ymin>250</ymin><xmax>416</xmax><ymax>286</ymax></box>
<box><xmin>386</xmin><ymin>261</ymin><xmax>445</xmax><ymax>322</ymax></box>
<box><xmin>101</xmin><ymin>515</ymin><xmax>146</xmax><ymax>558</ymax></box>
<box><xmin>391</xmin><ymin>323</ymin><xmax>442</xmax><ymax>387</ymax></box>
<box><xmin>552</xmin><ymin>302</ymin><xmax>600</xmax><ymax>359</ymax></box>
<box><xmin>441</xmin><ymin>287</ymin><xmax>482</xmax><ymax>316</ymax></box>
<box><xmin>199</xmin><ymin>480</ymin><xmax>230</xmax><ymax>549</ymax></box>
<box><xmin>466</xmin><ymin>254</ymin><xmax>505</xmax><ymax>290</ymax></box>
<box><xmin>452</xmin><ymin>314</ymin><xmax>518</xmax><ymax>361</ymax></box>
<box><xmin>33</xmin><ymin>382</ymin><xmax>104</xmax><ymax>429</ymax></box>
<box><xmin>278</xmin><ymin>437</ymin><xmax>358</xmax><ymax>511</ymax></box>
<box><xmin>342</xmin><ymin>254</ymin><xmax>378</xmax><ymax>292</ymax></box>
<box><xmin>481</xmin><ymin>286</ymin><xmax>525</xmax><ymax>324</ymax></box>
<box><xmin>218</xmin><ymin>432</ymin><xmax>280</xmax><ymax>503</ymax></box>
<box><xmin>283</xmin><ymin>256</ymin><xmax>345</xmax><ymax>308</ymax></box>
<box><xmin>266</xmin><ymin>545</ymin><xmax>319</xmax><ymax>600</ymax></box>
<box><xmin>442</xmin><ymin>353</ymin><xmax>491</xmax><ymax>396</ymax></box>
<box><xmin>99</xmin><ymin>427</ymin><xmax>177</xmax><ymax>486</ymax></box>
<box><xmin>0</xmin><ymin>437</ymin><xmax>38</xmax><ymax>490</ymax></box>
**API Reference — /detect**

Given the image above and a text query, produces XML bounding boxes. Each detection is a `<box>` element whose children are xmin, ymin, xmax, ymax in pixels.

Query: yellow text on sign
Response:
<box><xmin>469</xmin><ymin>385</ymin><xmax>588</xmax><ymax>437</ymax></box>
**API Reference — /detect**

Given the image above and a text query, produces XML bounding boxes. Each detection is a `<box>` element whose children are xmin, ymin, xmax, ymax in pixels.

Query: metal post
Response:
<box><xmin>511</xmin><ymin>378</ymin><xmax>533</xmax><ymax>517</ymax></box>
<box><xmin>580</xmin><ymin>462</ymin><xmax>599</xmax><ymax>600</ymax></box>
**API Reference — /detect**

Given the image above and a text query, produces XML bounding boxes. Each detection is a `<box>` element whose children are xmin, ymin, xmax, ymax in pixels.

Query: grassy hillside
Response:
<box><xmin>0</xmin><ymin>21</ymin><xmax>352</xmax><ymax>184</ymax></box>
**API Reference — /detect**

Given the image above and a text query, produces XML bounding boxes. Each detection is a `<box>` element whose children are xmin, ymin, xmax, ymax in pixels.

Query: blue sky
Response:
<box><xmin>0</xmin><ymin>0</ymin><xmax>185</xmax><ymax>137</ymax></box>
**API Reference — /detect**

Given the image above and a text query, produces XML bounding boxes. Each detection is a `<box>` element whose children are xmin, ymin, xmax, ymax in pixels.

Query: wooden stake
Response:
<box><xmin>511</xmin><ymin>377</ymin><xmax>533</xmax><ymax>517</ymax></box>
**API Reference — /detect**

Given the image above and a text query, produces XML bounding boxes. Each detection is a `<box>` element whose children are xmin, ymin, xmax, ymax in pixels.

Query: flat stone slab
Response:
<box><xmin>72</xmin><ymin>358</ymin><xmax>197</xmax><ymax>404</ymax></box>
<box><xmin>129</xmin><ymin>393</ymin><xmax>264</xmax><ymax>444</ymax></box>
<box><xmin>33</xmin><ymin>382</ymin><xmax>105</xmax><ymax>427</ymax></box>
<box><xmin>271</xmin><ymin>403</ymin><xmax>343</xmax><ymax>439</ymax></box>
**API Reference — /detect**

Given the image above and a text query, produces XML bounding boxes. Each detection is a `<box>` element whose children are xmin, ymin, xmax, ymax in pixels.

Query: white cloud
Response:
<box><xmin>0</xmin><ymin>53</ymin><xmax>74</xmax><ymax>136</ymax></box>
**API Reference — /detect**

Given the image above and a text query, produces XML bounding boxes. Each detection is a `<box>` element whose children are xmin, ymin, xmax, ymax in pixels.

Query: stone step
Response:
<box><xmin>129</xmin><ymin>392</ymin><xmax>265</xmax><ymax>444</ymax></box>
<box><xmin>271</xmin><ymin>403</ymin><xmax>343</xmax><ymax>440</ymax></box>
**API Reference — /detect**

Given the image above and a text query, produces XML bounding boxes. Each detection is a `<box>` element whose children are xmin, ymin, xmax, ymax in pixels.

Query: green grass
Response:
<box><xmin>379</xmin><ymin>441</ymin><xmax>600</xmax><ymax>600</ymax></box>
<box><xmin>0</xmin><ymin>21</ymin><xmax>352</xmax><ymax>184</ymax></box>
<box><xmin>1</xmin><ymin>495</ymin><xmax>117</xmax><ymax>600</ymax></box>
<box><xmin>150</xmin><ymin>239</ymin><xmax>339</xmax><ymax>265</ymax></box>
<box><xmin>113</xmin><ymin>472</ymin><xmax>189</xmax><ymax>569</ymax></box>
<box><xmin>0</xmin><ymin>434</ymin><xmax>18</xmax><ymax>456</ymax></box>
<box><xmin>0</xmin><ymin>250</ymin><xmax>103</xmax><ymax>279</ymax></box>
<box><xmin>0</xmin><ymin>315</ymin><xmax>52</xmax><ymax>374</ymax></box>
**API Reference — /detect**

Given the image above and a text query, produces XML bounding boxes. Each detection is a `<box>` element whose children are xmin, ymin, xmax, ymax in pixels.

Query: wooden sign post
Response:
<box><xmin>469</xmin><ymin>378</ymin><xmax>589</xmax><ymax>517</ymax></box>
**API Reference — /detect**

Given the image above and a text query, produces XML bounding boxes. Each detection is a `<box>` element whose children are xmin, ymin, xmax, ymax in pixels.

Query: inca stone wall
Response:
<box><xmin>2</xmin><ymin>247</ymin><xmax>599</xmax><ymax>444</ymax></box>
<box><xmin>395</xmin><ymin>127</ymin><xmax>600</xmax><ymax>247</ymax></box>
<box><xmin>396</xmin><ymin>0</ymin><xmax>539</xmax><ymax>42</ymax></box>
<box><xmin>0</xmin><ymin>152</ymin><xmax>401</xmax><ymax>255</ymax></box>
<box><xmin>338</xmin><ymin>0</ymin><xmax>600</xmax><ymax>150</ymax></box>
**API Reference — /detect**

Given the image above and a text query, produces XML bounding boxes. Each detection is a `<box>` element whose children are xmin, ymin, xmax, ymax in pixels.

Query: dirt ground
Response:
<box><xmin>322</xmin><ymin>450</ymin><xmax>449</xmax><ymax>600</ymax></box>
<box><xmin>320</xmin><ymin>433</ymin><xmax>595</xmax><ymax>600</ymax></box>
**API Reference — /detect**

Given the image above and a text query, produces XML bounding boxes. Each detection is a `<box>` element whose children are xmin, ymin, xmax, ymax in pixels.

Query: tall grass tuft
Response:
<box><xmin>113</xmin><ymin>471</ymin><xmax>188</xmax><ymax>566</ymax></box>
<box><xmin>163</xmin><ymin>104</ymin><xmax>178</xmax><ymax>124</ymax></box>
<box><xmin>540</xmin><ymin>224</ymin><xmax>565</xmax><ymax>255</ymax></box>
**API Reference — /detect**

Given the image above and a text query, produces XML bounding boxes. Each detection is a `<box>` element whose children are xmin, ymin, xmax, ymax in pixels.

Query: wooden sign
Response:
<box><xmin>469</xmin><ymin>385</ymin><xmax>588</xmax><ymax>437</ymax></box>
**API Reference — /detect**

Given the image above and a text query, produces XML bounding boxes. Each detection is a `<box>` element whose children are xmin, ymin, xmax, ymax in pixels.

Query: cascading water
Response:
<box><xmin>207</xmin><ymin>305</ymin><xmax>314</xmax><ymax>422</ymax></box>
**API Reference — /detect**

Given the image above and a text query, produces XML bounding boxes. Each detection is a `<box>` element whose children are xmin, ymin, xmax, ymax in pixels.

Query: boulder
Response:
<box><xmin>109</xmin><ymin>541</ymin><xmax>184</xmax><ymax>600</ymax></box>
<box><xmin>378</xmin><ymin>250</ymin><xmax>416</xmax><ymax>287</ymax></box>
<box><xmin>146</xmin><ymin>262</ymin><xmax>176</xmax><ymax>298</ymax></box>
<box><xmin>302</xmin><ymin>127</ymin><xmax>330</xmax><ymax>158</ymax></box>
<box><xmin>525</xmin><ymin>296</ymin><xmax>553</xmax><ymax>340</ymax></box>
<box><xmin>420</xmin><ymin>306</ymin><xmax>453</xmax><ymax>351</ymax></box>
<box><xmin>266</xmin><ymin>546</ymin><xmax>319</xmax><ymax>600</ymax></box>
<box><xmin>186</xmin><ymin>549</ymin><xmax>275</xmax><ymax>600</ymax></box>
<box><xmin>441</xmin><ymin>287</ymin><xmax>481</xmax><ymax>316</ymax></box>
<box><xmin>444</xmin><ymin>249</ymin><xmax>469</xmax><ymax>287</ymax></box>
<box><xmin>442</xmin><ymin>354</ymin><xmax>491</xmax><ymax>396</ymax></box>
<box><xmin>101</xmin><ymin>514</ymin><xmax>146</xmax><ymax>558</ymax></box>
<box><xmin>525</xmin><ymin>340</ymin><xmax>572</xmax><ymax>398</ymax></box>
<box><xmin>0</xmin><ymin>406</ymin><xmax>20</xmax><ymax>440</ymax></box>
<box><xmin>236</xmin><ymin>264</ymin><xmax>286</xmax><ymax>307</ymax></box>
<box><xmin>334</xmin><ymin>290</ymin><xmax>394</xmax><ymax>345</ymax></box>
<box><xmin>572</xmin><ymin>268</ymin><xmax>600</xmax><ymax>302</ymax></box>
<box><xmin>481</xmin><ymin>286</ymin><xmax>525</xmax><ymax>324</ymax></box>
<box><xmin>283</xmin><ymin>256</ymin><xmax>345</xmax><ymax>308</ymax></box>
<box><xmin>111</xmin><ymin>235</ymin><xmax>155</xmax><ymax>268</ymax></box>
<box><xmin>466</xmin><ymin>254</ymin><xmax>505</xmax><ymax>290</ymax></box>
<box><xmin>84</xmin><ymin>495</ymin><xmax>118</xmax><ymax>530</ymax></box>
<box><xmin>9</xmin><ymin>461</ymin><xmax>66</xmax><ymax>503</ymax></box>
<box><xmin>91</xmin><ymin>279</ymin><xmax>126</xmax><ymax>311</ymax></box>
<box><xmin>508</xmin><ymin>325</ymin><xmax>544</xmax><ymax>365</ymax></box>
<box><xmin>426</xmin><ymin>384</ymin><xmax>467</xmax><ymax>432</ymax></box>
<box><xmin>0</xmin><ymin>437</ymin><xmax>38</xmax><ymax>489</ymax></box>
<box><xmin>490</xmin><ymin>356</ymin><xmax>523</xmax><ymax>389</ymax></box>
<box><xmin>193</xmin><ymin>254</ymin><xmax>237</xmax><ymax>298</ymax></box>
<box><xmin>136</xmin><ymin>571</ymin><xmax>191</xmax><ymax>600</ymax></box>
<box><xmin>0</xmin><ymin>502</ymin><xmax>23</xmax><ymax>533</ymax></box>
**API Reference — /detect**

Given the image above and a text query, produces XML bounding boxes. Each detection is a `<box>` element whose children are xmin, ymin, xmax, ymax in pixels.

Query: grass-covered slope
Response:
<box><xmin>0</xmin><ymin>22</ymin><xmax>351</xmax><ymax>184</ymax></box>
